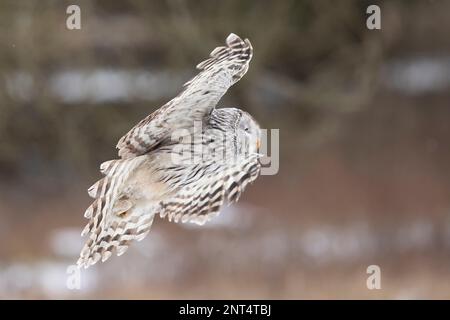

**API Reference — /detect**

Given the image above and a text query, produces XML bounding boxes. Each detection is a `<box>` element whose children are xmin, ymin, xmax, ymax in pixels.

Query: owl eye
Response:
<box><xmin>244</xmin><ymin>127</ymin><xmax>249</xmax><ymax>132</ymax></box>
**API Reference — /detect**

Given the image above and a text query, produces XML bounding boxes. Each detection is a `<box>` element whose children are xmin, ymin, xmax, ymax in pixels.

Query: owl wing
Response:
<box><xmin>77</xmin><ymin>156</ymin><xmax>152</xmax><ymax>267</ymax></box>
<box><xmin>159</xmin><ymin>154</ymin><xmax>261</xmax><ymax>225</ymax></box>
<box><xmin>117</xmin><ymin>33</ymin><xmax>253</xmax><ymax>159</ymax></box>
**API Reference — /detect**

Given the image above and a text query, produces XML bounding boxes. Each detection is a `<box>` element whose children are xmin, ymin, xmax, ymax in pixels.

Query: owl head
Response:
<box><xmin>237</xmin><ymin>110</ymin><xmax>261</xmax><ymax>156</ymax></box>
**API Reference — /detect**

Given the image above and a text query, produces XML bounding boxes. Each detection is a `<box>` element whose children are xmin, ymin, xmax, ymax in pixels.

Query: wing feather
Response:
<box><xmin>78</xmin><ymin>156</ymin><xmax>149</xmax><ymax>268</ymax></box>
<box><xmin>116</xmin><ymin>33</ymin><xmax>253</xmax><ymax>159</ymax></box>
<box><xmin>159</xmin><ymin>154</ymin><xmax>261</xmax><ymax>225</ymax></box>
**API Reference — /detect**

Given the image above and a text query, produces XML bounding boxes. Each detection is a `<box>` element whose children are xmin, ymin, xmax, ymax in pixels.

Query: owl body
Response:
<box><xmin>78</xmin><ymin>34</ymin><xmax>261</xmax><ymax>268</ymax></box>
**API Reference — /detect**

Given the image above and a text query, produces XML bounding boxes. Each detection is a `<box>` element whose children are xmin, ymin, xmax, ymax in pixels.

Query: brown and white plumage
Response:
<box><xmin>77</xmin><ymin>33</ymin><xmax>261</xmax><ymax>268</ymax></box>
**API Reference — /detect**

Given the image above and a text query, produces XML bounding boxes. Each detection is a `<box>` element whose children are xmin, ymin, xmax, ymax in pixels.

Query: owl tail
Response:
<box><xmin>77</xmin><ymin>156</ymin><xmax>155</xmax><ymax>268</ymax></box>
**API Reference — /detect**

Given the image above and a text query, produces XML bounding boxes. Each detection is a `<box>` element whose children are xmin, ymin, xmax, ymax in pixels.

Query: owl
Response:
<box><xmin>77</xmin><ymin>33</ymin><xmax>262</xmax><ymax>268</ymax></box>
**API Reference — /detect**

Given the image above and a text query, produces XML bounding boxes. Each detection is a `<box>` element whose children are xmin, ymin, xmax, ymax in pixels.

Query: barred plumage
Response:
<box><xmin>116</xmin><ymin>33</ymin><xmax>253</xmax><ymax>159</ymax></box>
<box><xmin>160</xmin><ymin>154</ymin><xmax>261</xmax><ymax>225</ymax></box>
<box><xmin>77</xmin><ymin>33</ymin><xmax>262</xmax><ymax>268</ymax></box>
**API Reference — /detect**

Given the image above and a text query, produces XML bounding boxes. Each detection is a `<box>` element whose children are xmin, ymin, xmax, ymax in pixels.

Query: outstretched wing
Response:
<box><xmin>117</xmin><ymin>33</ymin><xmax>253</xmax><ymax>159</ymax></box>
<box><xmin>159</xmin><ymin>154</ymin><xmax>261</xmax><ymax>225</ymax></box>
<box><xmin>77</xmin><ymin>156</ymin><xmax>154</xmax><ymax>268</ymax></box>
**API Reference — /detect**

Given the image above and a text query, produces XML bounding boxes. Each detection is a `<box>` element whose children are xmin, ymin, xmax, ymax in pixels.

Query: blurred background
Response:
<box><xmin>1</xmin><ymin>0</ymin><xmax>450</xmax><ymax>299</ymax></box>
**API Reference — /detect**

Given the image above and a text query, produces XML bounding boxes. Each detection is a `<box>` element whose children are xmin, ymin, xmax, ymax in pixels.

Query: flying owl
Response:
<box><xmin>77</xmin><ymin>33</ymin><xmax>262</xmax><ymax>268</ymax></box>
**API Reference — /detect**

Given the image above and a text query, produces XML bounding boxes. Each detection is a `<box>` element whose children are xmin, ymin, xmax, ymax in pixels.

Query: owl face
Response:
<box><xmin>237</xmin><ymin>111</ymin><xmax>261</xmax><ymax>155</ymax></box>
